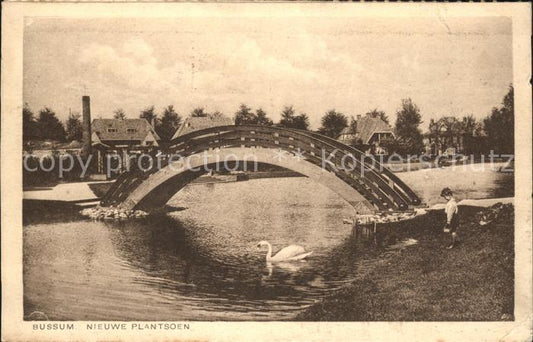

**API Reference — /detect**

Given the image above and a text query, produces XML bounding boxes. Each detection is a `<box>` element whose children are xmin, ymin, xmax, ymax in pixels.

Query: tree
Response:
<box><xmin>318</xmin><ymin>109</ymin><xmax>348</xmax><ymax>138</ymax></box>
<box><xmin>113</xmin><ymin>108</ymin><xmax>126</xmax><ymax>120</ymax></box>
<box><xmin>190</xmin><ymin>107</ymin><xmax>208</xmax><ymax>117</ymax></box>
<box><xmin>461</xmin><ymin>114</ymin><xmax>477</xmax><ymax>136</ymax></box>
<box><xmin>365</xmin><ymin>108</ymin><xmax>389</xmax><ymax>124</ymax></box>
<box><xmin>234</xmin><ymin>105</ymin><xmax>273</xmax><ymax>126</ymax></box>
<box><xmin>65</xmin><ymin>112</ymin><xmax>83</xmax><ymax>142</ymax></box>
<box><xmin>255</xmin><ymin>108</ymin><xmax>273</xmax><ymax>126</ymax></box>
<box><xmin>37</xmin><ymin>107</ymin><xmax>66</xmax><ymax>142</ymax></box>
<box><xmin>483</xmin><ymin>85</ymin><xmax>514</xmax><ymax>154</ymax></box>
<box><xmin>23</xmin><ymin>103</ymin><xmax>39</xmax><ymax>141</ymax></box>
<box><xmin>460</xmin><ymin>115</ymin><xmax>475</xmax><ymax>154</ymax></box>
<box><xmin>158</xmin><ymin>105</ymin><xmax>182</xmax><ymax>141</ymax></box>
<box><xmin>394</xmin><ymin>98</ymin><xmax>424</xmax><ymax>155</ymax></box>
<box><xmin>279</xmin><ymin>106</ymin><xmax>296</xmax><ymax>128</ymax></box>
<box><xmin>439</xmin><ymin>117</ymin><xmax>461</xmax><ymax>150</ymax></box>
<box><xmin>140</xmin><ymin>106</ymin><xmax>158</xmax><ymax>127</ymax></box>
<box><xmin>503</xmin><ymin>84</ymin><xmax>514</xmax><ymax>111</ymax></box>
<box><xmin>380</xmin><ymin>136</ymin><xmax>404</xmax><ymax>155</ymax></box>
<box><xmin>234</xmin><ymin>104</ymin><xmax>255</xmax><ymax>125</ymax></box>
<box><xmin>278</xmin><ymin>106</ymin><xmax>309</xmax><ymax>130</ymax></box>
<box><xmin>294</xmin><ymin>114</ymin><xmax>310</xmax><ymax>130</ymax></box>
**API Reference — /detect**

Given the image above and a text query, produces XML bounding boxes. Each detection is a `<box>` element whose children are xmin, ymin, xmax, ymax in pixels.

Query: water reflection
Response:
<box><xmin>100</xmin><ymin>210</ymin><xmax>418</xmax><ymax>320</ymax></box>
<box><xmin>103</xmin><ymin>214</ymin><xmax>356</xmax><ymax>312</ymax></box>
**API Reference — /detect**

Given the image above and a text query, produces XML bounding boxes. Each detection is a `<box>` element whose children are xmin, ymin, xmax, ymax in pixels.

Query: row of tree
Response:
<box><xmin>23</xmin><ymin>85</ymin><xmax>514</xmax><ymax>155</ymax></box>
<box><xmin>21</xmin><ymin>102</ymin><xmax>400</xmax><ymax>145</ymax></box>
<box><xmin>234</xmin><ymin>104</ymin><xmax>311</xmax><ymax>130</ymax></box>
<box><xmin>23</xmin><ymin>106</ymin><xmax>68</xmax><ymax>142</ymax></box>
<box><xmin>23</xmin><ymin>103</ymin><xmax>312</xmax><ymax>143</ymax></box>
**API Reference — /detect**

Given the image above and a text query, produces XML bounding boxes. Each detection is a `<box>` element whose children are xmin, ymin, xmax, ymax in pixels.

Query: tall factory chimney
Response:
<box><xmin>81</xmin><ymin>96</ymin><xmax>92</xmax><ymax>158</ymax></box>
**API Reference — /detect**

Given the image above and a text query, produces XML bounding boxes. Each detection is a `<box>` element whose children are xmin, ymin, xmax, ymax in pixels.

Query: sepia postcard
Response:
<box><xmin>2</xmin><ymin>2</ymin><xmax>532</xmax><ymax>341</ymax></box>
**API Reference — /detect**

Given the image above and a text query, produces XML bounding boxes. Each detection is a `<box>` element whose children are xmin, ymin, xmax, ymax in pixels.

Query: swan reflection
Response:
<box><xmin>264</xmin><ymin>260</ymin><xmax>308</xmax><ymax>278</ymax></box>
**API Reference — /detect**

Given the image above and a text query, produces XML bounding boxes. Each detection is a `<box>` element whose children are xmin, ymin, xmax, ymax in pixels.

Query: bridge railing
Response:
<box><xmin>166</xmin><ymin>125</ymin><xmax>420</xmax><ymax>211</ymax></box>
<box><xmin>167</xmin><ymin>130</ymin><xmax>391</xmax><ymax>210</ymax></box>
<box><xmin>102</xmin><ymin>125</ymin><xmax>422</xmax><ymax>212</ymax></box>
<box><xmin>182</xmin><ymin>130</ymin><xmax>396</xmax><ymax>206</ymax></box>
<box><xmin>287</xmin><ymin>129</ymin><xmax>421</xmax><ymax>206</ymax></box>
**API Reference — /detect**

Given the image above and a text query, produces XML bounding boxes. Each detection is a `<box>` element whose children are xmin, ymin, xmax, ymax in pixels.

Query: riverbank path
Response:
<box><xmin>23</xmin><ymin>181</ymin><xmax>112</xmax><ymax>206</ymax></box>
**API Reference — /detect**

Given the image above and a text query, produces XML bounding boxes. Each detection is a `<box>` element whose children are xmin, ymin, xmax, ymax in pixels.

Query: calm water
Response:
<box><xmin>397</xmin><ymin>162</ymin><xmax>514</xmax><ymax>205</ymax></box>
<box><xmin>23</xmin><ymin>165</ymin><xmax>513</xmax><ymax>321</ymax></box>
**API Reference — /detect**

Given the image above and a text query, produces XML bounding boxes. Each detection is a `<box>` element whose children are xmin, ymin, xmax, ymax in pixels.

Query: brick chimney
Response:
<box><xmin>81</xmin><ymin>96</ymin><xmax>92</xmax><ymax>158</ymax></box>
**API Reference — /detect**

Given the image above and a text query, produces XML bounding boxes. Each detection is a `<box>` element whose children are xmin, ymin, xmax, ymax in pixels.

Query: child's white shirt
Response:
<box><xmin>445</xmin><ymin>198</ymin><xmax>458</xmax><ymax>224</ymax></box>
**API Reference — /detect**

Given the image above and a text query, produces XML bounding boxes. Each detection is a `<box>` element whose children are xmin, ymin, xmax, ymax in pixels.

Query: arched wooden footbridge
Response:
<box><xmin>101</xmin><ymin>125</ymin><xmax>421</xmax><ymax>214</ymax></box>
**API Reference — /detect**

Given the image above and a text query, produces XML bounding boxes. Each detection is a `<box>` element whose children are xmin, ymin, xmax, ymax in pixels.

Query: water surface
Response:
<box><xmin>24</xmin><ymin>166</ymin><xmax>513</xmax><ymax>320</ymax></box>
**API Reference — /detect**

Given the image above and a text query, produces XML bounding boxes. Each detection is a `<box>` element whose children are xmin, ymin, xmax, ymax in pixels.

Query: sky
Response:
<box><xmin>23</xmin><ymin>16</ymin><xmax>512</xmax><ymax>130</ymax></box>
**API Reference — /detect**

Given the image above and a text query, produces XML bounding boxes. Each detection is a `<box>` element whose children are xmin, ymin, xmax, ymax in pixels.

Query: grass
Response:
<box><xmin>88</xmin><ymin>182</ymin><xmax>113</xmax><ymax>198</ymax></box>
<box><xmin>297</xmin><ymin>205</ymin><xmax>514</xmax><ymax>321</ymax></box>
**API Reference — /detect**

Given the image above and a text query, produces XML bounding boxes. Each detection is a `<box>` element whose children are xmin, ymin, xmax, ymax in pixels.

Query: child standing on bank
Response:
<box><xmin>441</xmin><ymin>187</ymin><xmax>459</xmax><ymax>249</ymax></box>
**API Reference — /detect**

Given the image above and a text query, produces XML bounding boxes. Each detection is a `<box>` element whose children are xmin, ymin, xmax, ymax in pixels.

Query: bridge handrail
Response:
<box><xmin>104</xmin><ymin>125</ymin><xmax>420</xmax><ymax>211</ymax></box>
<box><xmin>286</xmin><ymin>128</ymin><xmax>421</xmax><ymax>205</ymax></box>
<box><xmin>168</xmin><ymin>125</ymin><xmax>414</xmax><ymax>209</ymax></box>
<box><xmin>166</xmin><ymin>135</ymin><xmax>393</xmax><ymax>209</ymax></box>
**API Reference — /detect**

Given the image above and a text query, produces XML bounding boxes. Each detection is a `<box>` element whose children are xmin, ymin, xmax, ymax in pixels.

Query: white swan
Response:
<box><xmin>257</xmin><ymin>240</ymin><xmax>313</xmax><ymax>262</ymax></box>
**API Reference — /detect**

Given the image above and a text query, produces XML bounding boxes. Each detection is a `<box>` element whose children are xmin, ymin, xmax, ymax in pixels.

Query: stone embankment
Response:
<box><xmin>80</xmin><ymin>206</ymin><xmax>148</xmax><ymax>220</ymax></box>
<box><xmin>344</xmin><ymin>208</ymin><xmax>427</xmax><ymax>226</ymax></box>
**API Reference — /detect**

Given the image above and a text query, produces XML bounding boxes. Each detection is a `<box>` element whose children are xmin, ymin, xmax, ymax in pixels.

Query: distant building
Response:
<box><xmin>171</xmin><ymin>115</ymin><xmax>234</xmax><ymax>140</ymax></box>
<box><xmin>337</xmin><ymin>127</ymin><xmax>357</xmax><ymax>145</ymax></box>
<box><xmin>338</xmin><ymin>114</ymin><xmax>394</xmax><ymax>154</ymax></box>
<box><xmin>91</xmin><ymin>118</ymin><xmax>161</xmax><ymax>175</ymax></box>
<box><xmin>92</xmin><ymin>118</ymin><xmax>160</xmax><ymax>149</ymax></box>
<box><xmin>425</xmin><ymin>117</ymin><xmax>482</xmax><ymax>156</ymax></box>
<box><xmin>23</xmin><ymin>140</ymin><xmax>83</xmax><ymax>158</ymax></box>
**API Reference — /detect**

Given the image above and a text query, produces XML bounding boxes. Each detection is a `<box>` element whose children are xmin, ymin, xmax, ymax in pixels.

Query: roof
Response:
<box><xmin>92</xmin><ymin>119</ymin><xmax>160</xmax><ymax>142</ymax></box>
<box><xmin>51</xmin><ymin>140</ymin><xmax>83</xmax><ymax>149</ymax></box>
<box><xmin>354</xmin><ymin>116</ymin><xmax>394</xmax><ymax>144</ymax></box>
<box><xmin>171</xmin><ymin>116</ymin><xmax>234</xmax><ymax>140</ymax></box>
<box><xmin>339</xmin><ymin>127</ymin><xmax>355</xmax><ymax>136</ymax></box>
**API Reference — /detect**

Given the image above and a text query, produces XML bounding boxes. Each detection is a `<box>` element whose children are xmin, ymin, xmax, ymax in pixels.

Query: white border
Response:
<box><xmin>2</xmin><ymin>3</ymin><xmax>531</xmax><ymax>341</ymax></box>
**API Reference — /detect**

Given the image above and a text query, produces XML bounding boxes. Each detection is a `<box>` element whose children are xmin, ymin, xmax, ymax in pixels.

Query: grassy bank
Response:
<box><xmin>297</xmin><ymin>205</ymin><xmax>514</xmax><ymax>321</ymax></box>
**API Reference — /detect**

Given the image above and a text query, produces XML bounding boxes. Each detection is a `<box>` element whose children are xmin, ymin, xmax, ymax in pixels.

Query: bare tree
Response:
<box><xmin>113</xmin><ymin>108</ymin><xmax>126</xmax><ymax>120</ymax></box>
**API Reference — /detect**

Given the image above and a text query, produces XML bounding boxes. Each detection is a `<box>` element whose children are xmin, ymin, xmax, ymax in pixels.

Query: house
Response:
<box><xmin>338</xmin><ymin>114</ymin><xmax>395</xmax><ymax>154</ymax></box>
<box><xmin>337</xmin><ymin>127</ymin><xmax>357</xmax><ymax>145</ymax></box>
<box><xmin>91</xmin><ymin>118</ymin><xmax>161</xmax><ymax>175</ymax></box>
<box><xmin>171</xmin><ymin>115</ymin><xmax>234</xmax><ymax>140</ymax></box>
<box><xmin>92</xmin><ymin>119</ymin><xmax>160</xmax><ymax>149</ymax></box>
<box><xmin>425</xmin><ymin>117</ymin><xmax>484</xmax><ymax>156</ymax></box>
